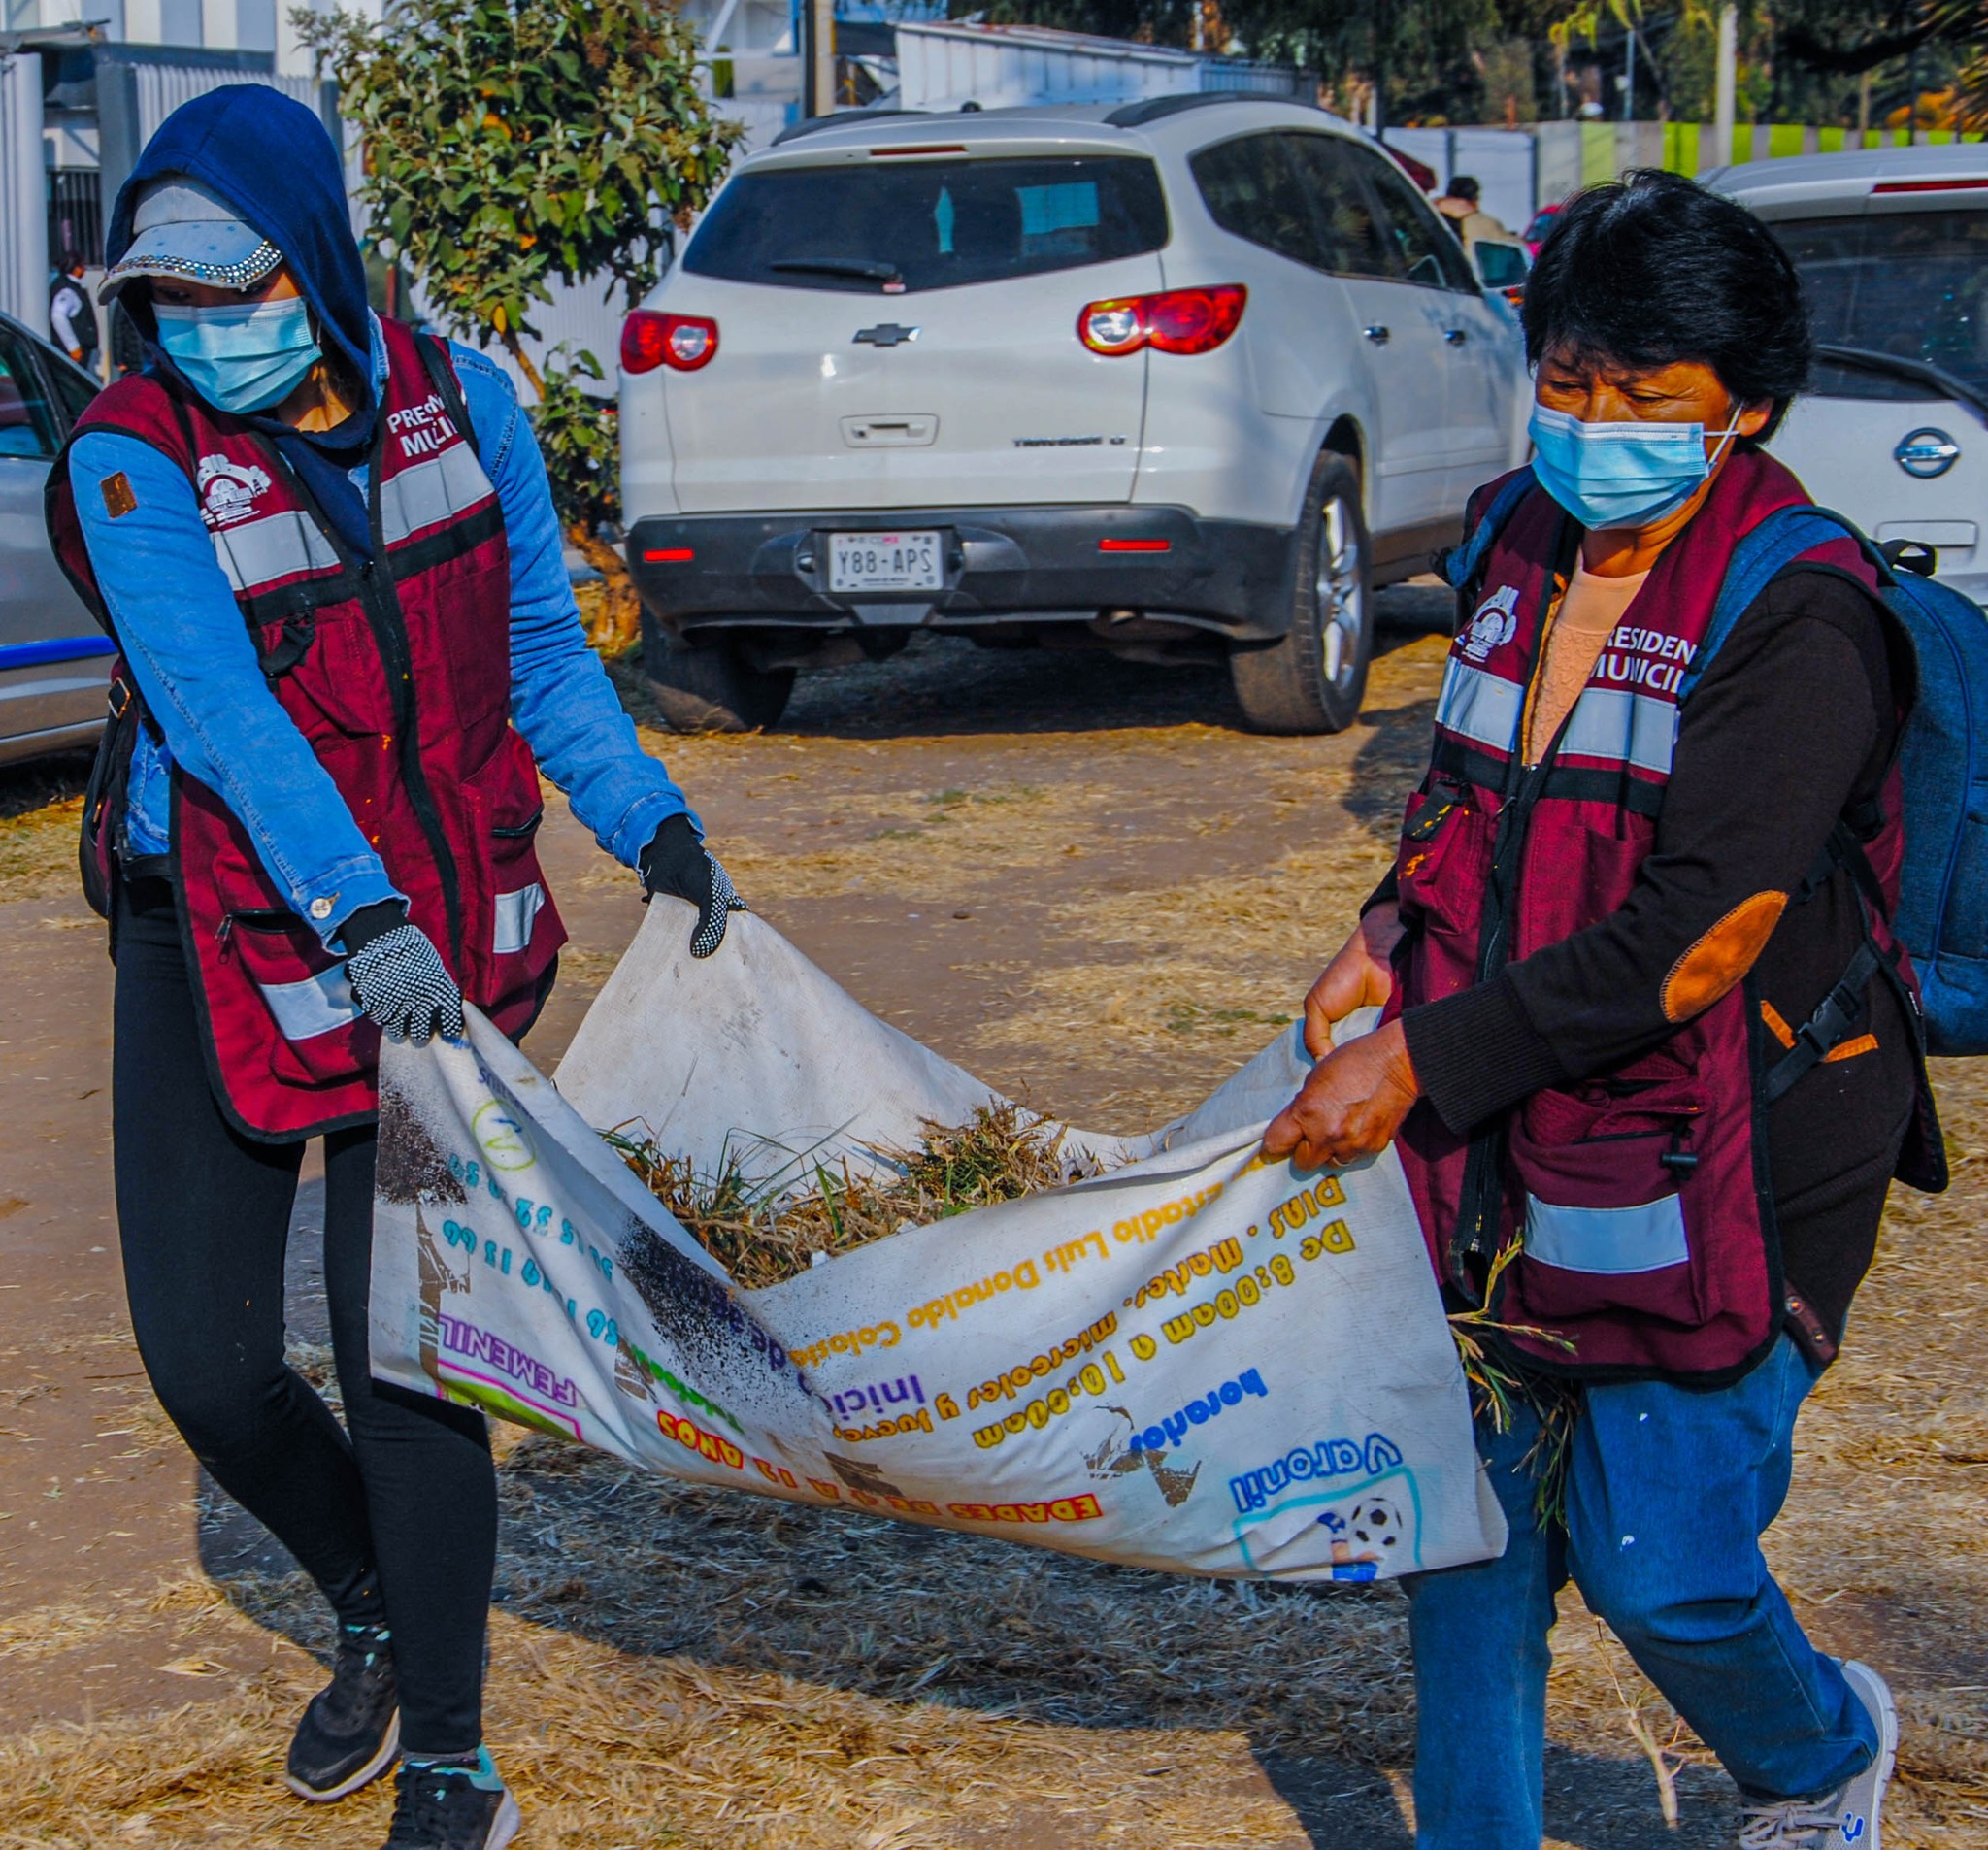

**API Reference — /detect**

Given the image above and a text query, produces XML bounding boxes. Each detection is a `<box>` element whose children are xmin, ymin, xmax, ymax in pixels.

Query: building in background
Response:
<box><xmin>1</xmin><ymin>0</ymin><xmax>336</xmax><ymax>343</ymax></box>
<box><xmin>892</xmin><ymin>19</ymin><xmax>1311</xmax><ymax>114</ymax></box>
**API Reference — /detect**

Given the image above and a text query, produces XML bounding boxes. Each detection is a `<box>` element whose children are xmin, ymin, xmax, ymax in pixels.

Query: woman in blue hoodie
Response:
<box><xmin>48</xmin><ymin>86</ymin><xmax>734</xmax><ymax>1850</ymax></box>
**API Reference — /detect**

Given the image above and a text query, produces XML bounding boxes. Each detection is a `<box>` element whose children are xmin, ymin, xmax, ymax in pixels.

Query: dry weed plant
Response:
<box><xmin>603</xmin><ymin>1103</ymin><xmax>1095</xmax><ymax>1290</ymax></box>
<box><xmin>613</xmin><ymin>1103</ymin><xmax>1581</xmax><ymax>1498</ymax></box>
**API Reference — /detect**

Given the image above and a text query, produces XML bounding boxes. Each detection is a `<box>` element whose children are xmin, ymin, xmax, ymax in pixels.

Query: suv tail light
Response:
<box><xmin>1078</xmin><ymin>284</ymin><xmax>1246</xmax><ymax>357</ymax></box>
<box><xmin>622</xmin><ymin>310</ymin><xmax>719</xmax><ymax>374</ymax></box>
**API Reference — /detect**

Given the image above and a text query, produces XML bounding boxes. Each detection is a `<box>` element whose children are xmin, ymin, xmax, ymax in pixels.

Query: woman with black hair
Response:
<box><xmin>1264</xmin><ymin>169</ymin><xmax>1938</xmax><ymax>1849</ymax></box>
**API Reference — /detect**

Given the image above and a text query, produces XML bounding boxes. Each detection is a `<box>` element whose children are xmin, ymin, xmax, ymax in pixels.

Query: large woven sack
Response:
<box><xmin>370</xmin><ymin>905</ymin><xmax>1505</xmax><ymax>1581</ymax></box>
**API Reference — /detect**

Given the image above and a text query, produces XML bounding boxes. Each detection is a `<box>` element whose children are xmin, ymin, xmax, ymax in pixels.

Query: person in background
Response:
<box><xmin>45</xmin><ymin>85</ymin><xmax>740</xmax><ymax>1850</ymax></box>
<box><xmin>1265</xmin><ymin>170</ymin><xmax>1939</xmax><ymax>1849</ymax></box>
<box><xmin>50</xmin><ymin>251</ymin><xmax>99</xmax><ymax>376</ymax></box>
<box><xmin>1434</xmin><ymin>175</ymin><xmax>1512</xmax><ymax>254</ymax></box>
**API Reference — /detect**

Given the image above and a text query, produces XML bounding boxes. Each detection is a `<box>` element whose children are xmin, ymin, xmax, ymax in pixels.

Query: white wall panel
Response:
<box><xmin>0</xmin><ymin>51</ymin><xmax>47</xmax><ymax>334</ymax></box>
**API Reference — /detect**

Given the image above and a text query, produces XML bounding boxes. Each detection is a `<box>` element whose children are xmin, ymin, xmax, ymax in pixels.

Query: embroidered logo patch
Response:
<box><xmin>100</xmin><ymin>471</ymin><xmax>138</xmax><ymax>519</ymax></box>
<box><xmin>195</xmin><ymin>453</ymin><xmax>273</xmax><ymax>527</ymax></box>
<box><xmin>1460</xmin><ymin>584</ymin><xmax>1520</xmax><ymax>662</ymax></box>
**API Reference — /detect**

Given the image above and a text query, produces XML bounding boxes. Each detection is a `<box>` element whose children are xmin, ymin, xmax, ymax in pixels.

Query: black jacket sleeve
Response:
<box><xmin>1403</xmin><ymin>570</ymin><xmax>1892</xmax><ymax>1135</ymax></box>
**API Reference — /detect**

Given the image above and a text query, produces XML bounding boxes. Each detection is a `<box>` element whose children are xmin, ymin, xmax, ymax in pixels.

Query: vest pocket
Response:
<box><xmin>437</xmin><ymin>560</ymin><xmax>514</xmax><ymax>729</ymax></box>
<box><xmin>1508</xmin><ymin>1075</ymin><xmax>1710</xmax><ymax>1326</ymax></box>
<box><xmin>463</xmin><ymin>731</ymin><xmax>563</xmax><ymax>989</ymax></box>
<box><xmin>1396</xmin><ymin>781</ymin><xmax>1485</xmax><ymax>940</ymax></box>
<box><xmin>218</xmin><ymin>909</ymin><xmax>376</xmax><ymax>1086</ymax></box>
<box><xmin>278</xmin><ymin>611</ymin><xmax>397</xmax><ymax>740</ymax></box>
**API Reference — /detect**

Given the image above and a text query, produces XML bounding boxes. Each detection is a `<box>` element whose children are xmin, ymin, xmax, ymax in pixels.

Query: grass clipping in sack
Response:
<box><xmin>603</xmin><ymin>1101</ymin><xmax>1097</xmax><ymax>1290</ymax></box>
<box><xmin>607</xmin><ymin>1107</ymin><xmax>1581</xmax><ymax>1503</ymax></box>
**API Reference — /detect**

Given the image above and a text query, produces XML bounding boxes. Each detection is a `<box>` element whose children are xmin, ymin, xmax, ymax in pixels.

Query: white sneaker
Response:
<box><xmin>1737</xmin><ymin>1659</ymin><xmax>1897</xmax><ymax>1848</ymax></box>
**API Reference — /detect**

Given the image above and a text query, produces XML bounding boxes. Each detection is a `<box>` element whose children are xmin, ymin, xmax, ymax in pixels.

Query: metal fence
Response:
<box><xmin>1197</xmin><ymin>57</ymin><xmax>1316</xmax><ymax>99</ymax></box>
<box><xmin>95</xmin><ymin>50</ymin><xmax>329</xmax><ymax>204</ymax></box>
<box><xmin>47</xmin><ymin>167</ymin><xmax>100</xmax><ymax>270</ymax></box>
<box><xmin>1385</xmin><ymin>117</ymin><xmax>1988</xmax><ymax>235</ymax></box>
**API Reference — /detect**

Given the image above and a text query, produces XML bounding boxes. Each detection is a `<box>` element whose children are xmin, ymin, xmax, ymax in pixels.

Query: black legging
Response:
<box><xmin>112</xmin><ymin>878</ymin><xmax>495</xmax><ymax>1756</ymax></box>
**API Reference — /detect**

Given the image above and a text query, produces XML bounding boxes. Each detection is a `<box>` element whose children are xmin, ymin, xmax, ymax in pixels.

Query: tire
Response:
<box><xmin>1228</xmin><ymin>450</ymin><xmax>1373</xmax><ymax>736</ymax></box>
<box><xmin>641</xmin><ymin>613</ymin><xmax>794</xmax><ymax>733</ymax></box>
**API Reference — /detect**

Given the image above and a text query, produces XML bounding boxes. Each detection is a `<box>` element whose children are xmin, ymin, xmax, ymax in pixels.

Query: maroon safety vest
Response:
<box><xmin>1385</xmin><ymin>448</ymin><xmax>1906</xmax><ymax>1384</ymax></box>
<box><xmin>48</xmin><ymin>317</ymin><xmax>566</xmax><ymax>1140</ymax></box>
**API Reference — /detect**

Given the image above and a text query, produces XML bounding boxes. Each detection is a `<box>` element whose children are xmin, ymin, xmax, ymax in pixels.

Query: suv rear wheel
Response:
<box><xmin>641</xmin><ymin>612</ymin><xmax>795</xmax><ymax>733</ymax></box>
<box><xmin>1228</xmin><ymin>450</ymin><xmax>1372</xmax><ymax>735</ymax></box>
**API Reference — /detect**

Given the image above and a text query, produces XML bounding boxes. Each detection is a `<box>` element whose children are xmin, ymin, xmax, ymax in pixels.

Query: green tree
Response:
<box><xmin>1552</xmin><ymin>0</ymin><xmax>1975</xmax><ymax>125</ymax></box>
<box><xmin>1926</xmin><ymin>0</ymin><xmax>1988</xmax><ymax>128</ymax></box>
<box><xmin>297</xmin><ymin>0</ymin><xmax>742</xmax><ymax>650</ymax></box>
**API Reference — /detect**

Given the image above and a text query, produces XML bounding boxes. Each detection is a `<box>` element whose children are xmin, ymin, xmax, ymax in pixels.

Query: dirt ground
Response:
<box><xmin>1</xmin><ymin>591</ymin><xmax>1983</xmax><ymax>1848</ymax></box>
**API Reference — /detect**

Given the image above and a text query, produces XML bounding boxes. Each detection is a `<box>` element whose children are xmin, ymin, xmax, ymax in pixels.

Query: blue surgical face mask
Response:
<box><xmin>1528</xmin><ymin>400</ymin><xmax>1744</xmax><ymax>532</ymax></box>
<box><xmin>153</xmin><ymin>294</ymin><xmax>321</xmax><ymax>415</ymax></box>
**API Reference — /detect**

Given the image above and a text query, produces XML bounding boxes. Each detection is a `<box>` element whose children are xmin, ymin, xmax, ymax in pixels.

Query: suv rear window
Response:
<box><xmin>1773</xmin><ymin>207</ymin><xmax>1988</xmax><ymax>401</ymax></box>
<box><xmin>684</xmin><ymin>155</ymin><xmax>1169</xmax><ymax>293</ymax></box>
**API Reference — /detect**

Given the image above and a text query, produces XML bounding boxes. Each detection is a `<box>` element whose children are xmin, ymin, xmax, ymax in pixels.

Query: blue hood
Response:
<box><xmin>107</xmin><ymin>84</ymin><xmax>375</xmax><ymax>423</ymax></box>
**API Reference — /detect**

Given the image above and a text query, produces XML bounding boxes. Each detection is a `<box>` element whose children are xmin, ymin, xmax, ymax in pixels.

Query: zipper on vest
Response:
<box><xmin>1448</xmin><ymin>755</ymin><xmax>1560</xmax><ymax>1284</ymax></box>
<box><xmin>248</xmin><ymin>425</ymin><xmax>468</xmax><ymax>967</ymax></box>
<box><xmin>1447</xmin><ymin>537</ymin><xmax>1574</xmax><ymax>1295</ymax></box>
<box><xmin>356</xmin><ymin>552</ymin><xmax>465</xmax><ymax>964</ymax></box>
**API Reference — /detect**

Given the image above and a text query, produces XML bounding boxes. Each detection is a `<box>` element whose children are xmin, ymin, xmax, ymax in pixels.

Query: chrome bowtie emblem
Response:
<box><xmin>1895</xmin><ymin>427</ymin><xmax>1960</xmax><ymax>479</ymax></box>
<box><xmin>853</xmin><ymin>323</ymin><xmax>920</xmax><ymax>347</ymax></box>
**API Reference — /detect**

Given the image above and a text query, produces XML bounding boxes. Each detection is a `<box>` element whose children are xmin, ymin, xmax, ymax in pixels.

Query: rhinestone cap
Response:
<box><xmin>101</xmin><ymin>179</ymin><xmax>283</xmax><ymax>301</ymax></box>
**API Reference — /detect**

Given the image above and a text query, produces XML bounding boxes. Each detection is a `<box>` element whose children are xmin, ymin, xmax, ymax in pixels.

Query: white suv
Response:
<box><xmin>619</xmin><ymin>95</ymin><xmax>1527</xmax><ymax>733</ymax></box>
<box><xmin>1711</xmin><ymin>145</ymin><xmax>1988</xmax><ymax>604</ymax></box>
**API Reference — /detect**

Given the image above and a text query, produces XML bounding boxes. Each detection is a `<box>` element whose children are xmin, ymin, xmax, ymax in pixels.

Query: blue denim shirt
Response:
<box><xmin>70</xmin><ymin>317</ymin><xmax>693</xmax><ymax>944</ymax></box>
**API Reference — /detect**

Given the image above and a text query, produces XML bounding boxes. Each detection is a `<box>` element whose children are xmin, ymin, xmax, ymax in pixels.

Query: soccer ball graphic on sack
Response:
<box><xmin>1316</xmin><ymin>1495</ymin><xmax>1408</xmax><ymax>1580</ymax></box>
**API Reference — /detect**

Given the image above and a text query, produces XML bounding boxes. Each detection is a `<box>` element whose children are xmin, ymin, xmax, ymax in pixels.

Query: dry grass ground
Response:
<box><xmin>0</xmin><ymin>751</ymin><xmax>92</xmax><ymax>905</ymax></box>
<box><xmin>1</xmin><ymin>623</ymin><xmax>1981</xmax><ymax>1847</ymax></box>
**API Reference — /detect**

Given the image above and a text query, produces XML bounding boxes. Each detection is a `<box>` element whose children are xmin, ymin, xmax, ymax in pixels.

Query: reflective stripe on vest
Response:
<box><xmin>1434</xmin><ymin>660</ymin><xmax>1523</xmax><ymax>753</ymax></box>
<box><xmin>1559</xmin><ymin>684</ymin><xmax>1679</xmax><ymax>776</ymax></box>
<box><xmin>207</xmin><ymin>443</ymin><xmax>495</xmax><ymax>595</ymax></box>
<box><xmin>212</xmin><ymin>510</ymin><xmax>341</xmax><ymax>593</ymax></box>
<box><xmin>1523</xmin><ymin>1193</ymin><xmax>1690</xmax><ymax>1274</ymax></box>
<box><xmin>493</xmin><ymin>882</ymin><xmax>545</xmax><ymax>955</ymax></box>
<box><xmin>261</xmin><ymin>965</ymin><xmax>363</xmax><ymax>1041</ymax></box>
<box><xmin>1437</xmin><ymin>641</ymin><xmax>1680</xmax><ymax>774</ymax></box>
<box><xmin>380</xmin><ymin>443</ymin><xmax>493</xmax><ymax>547</ymax></box>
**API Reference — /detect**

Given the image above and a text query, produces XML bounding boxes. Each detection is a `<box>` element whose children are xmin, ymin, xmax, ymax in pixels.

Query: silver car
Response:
<box><xmin>1711</xmin><ymin>146</ymin><xmax>1988</xmax><ymax>603</ymax></box>
<box><xmin>1</xmin><ymin>311</ymin><xmax>108</xmax><ymax>765</ymax></box>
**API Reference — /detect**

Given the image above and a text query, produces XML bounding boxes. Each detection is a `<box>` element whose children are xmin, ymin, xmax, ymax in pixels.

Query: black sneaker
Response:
<box><xmin>382</xmin><ymin>1750</ymin><xmax>521</xmax><ymax>1850</ymax></box>
<box><xmin>284</xmin><ymin>1622</ymin><xmax>401</xmax><ymax>1801</ymax></box>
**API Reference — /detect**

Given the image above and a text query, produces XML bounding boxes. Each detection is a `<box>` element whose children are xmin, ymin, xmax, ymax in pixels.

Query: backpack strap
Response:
<box><xmin>413</xmin><ymin>331</ymin><xmax>481</xmax><ymax>465</ymax></box>
<box><xmin>1680</xmin><ymin>503</ymin><xmax>1894</xmax><ymax>702</ymax></box>
<box><xmin>1441</xmin><ymin>467</ymin><xmax>1537</xmax><ymax>595</ymax></box>
<box><xmin>1761</xmin><ymin>939</ymin><xmax>1888</xmax><ymax>1105</ymax></box>
<box><xmin>1765</xmin><ymin>816</ymin><xmax>1920</xmax><ymax>1105</ymax></box>
<box><xmin>1686</xmin><ymin>503</ymin><xmax>1921</xmax><ymax>1105</ymax></box>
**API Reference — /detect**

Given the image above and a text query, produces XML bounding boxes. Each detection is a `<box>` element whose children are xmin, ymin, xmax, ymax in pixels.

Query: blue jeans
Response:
<box><xmin>1402</xmin><ymin>1335</ymin><xmax>1876</xmax><ymax>1849</ymax></box>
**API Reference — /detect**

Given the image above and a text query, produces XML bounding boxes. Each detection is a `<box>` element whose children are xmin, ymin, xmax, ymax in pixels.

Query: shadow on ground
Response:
<box><xmin>1343</xmin><ymin>697</ymin><xmax>1440</xmax><ymax>842</ymax></box>
<box><xmin>0</xmin><ymin>745</ymin><xmax>92</xmax><ymax>819</ymax></box>
<box><xmin>1257</xmin><ymin>1747</ymin><xmax>1737</xmax><ymax>1849</ymax></box>
<box><xmin>617</xmin><ymin>584</ymin><xmax>1448</xmax><ymax>743</ymax></box>
<box><xmin>192</xmin><ymin>1206</ymin><xmax>1731</xmax><ymax>1850</ymax></box>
